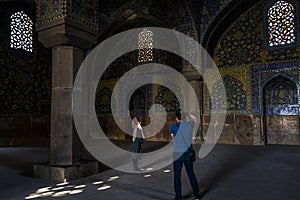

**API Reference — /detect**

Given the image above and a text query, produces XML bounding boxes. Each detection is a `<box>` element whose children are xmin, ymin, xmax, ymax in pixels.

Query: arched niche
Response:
<box><xmin>263</xmin><ymin>75</ymin><xmax>300</xmax><ymax>145</ymax></box>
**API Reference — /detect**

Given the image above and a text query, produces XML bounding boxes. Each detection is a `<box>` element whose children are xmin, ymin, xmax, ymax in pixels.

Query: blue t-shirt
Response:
<box><xmin>170</xmin><ymin>121</ymin><xmax>195</xmax><ymax>152</ymax></box>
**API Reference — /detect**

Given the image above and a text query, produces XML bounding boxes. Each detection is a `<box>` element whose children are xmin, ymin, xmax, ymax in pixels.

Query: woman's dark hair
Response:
<box><xmin>136</xmin><ymin>117</ymin><xmax>141</xmax><ymax>122</ymax></box>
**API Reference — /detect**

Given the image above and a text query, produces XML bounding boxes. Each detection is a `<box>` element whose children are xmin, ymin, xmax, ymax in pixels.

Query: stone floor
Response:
<box><xmin>0</xmin><ymin>142</ymin><xmax>299</xmax><ymax>200</ymax></box>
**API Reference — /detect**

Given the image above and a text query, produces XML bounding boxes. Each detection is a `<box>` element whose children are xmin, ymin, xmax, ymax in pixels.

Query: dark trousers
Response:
<box><xmin>173</xmin><ymin>152</ymin><xmax>199</xmax><ymax>200</ymax></box>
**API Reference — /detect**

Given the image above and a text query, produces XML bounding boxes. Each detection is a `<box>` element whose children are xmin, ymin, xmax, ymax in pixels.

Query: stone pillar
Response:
<box><xmin>50</xmin><ymin>46</ymin><xmax>83</xmax><ymax>165</ymax></box>
<box><xmin>182</xmin><ymin>70</ymin><xmax>203</xmax><ymax>143</ymax></box>
<box><xmin>33</xmin><ymin>0</ymin><xmax>99</xmax><ymax>182</ymax></box>
<box><xmin>188</xmin><ymin>79</ymin><xmax>202</xmax><ymax>113</ymax></box>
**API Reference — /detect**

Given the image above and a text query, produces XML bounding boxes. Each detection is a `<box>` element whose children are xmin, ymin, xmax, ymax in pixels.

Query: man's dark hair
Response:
<box><xmin>175</xmin><ymin>109</ymin><xmax>185</xmax><ymax>121</ymax></box>
<box><xmin>175</xmin><ymin>109</ymin><xmax>182</xmax><ymax>120</ymax></box>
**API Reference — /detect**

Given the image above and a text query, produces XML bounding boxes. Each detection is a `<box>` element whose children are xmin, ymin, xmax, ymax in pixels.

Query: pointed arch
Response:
<box><xmin>263</xmin><ymin>74</ymin><xmax>299</xmax><ymax>145</ymax></box>
<box><xmin>97</xmin><ymin>9</ymin><xmax>167</xmax><ymax>43</ymax></box>
<box><xmin>129</xmin><ymin>87</ymin><xmax>147</xmax><ymax>116</ymax></box>
<box><xmin>202</xmin><ymin>0</ymin><xmax>258</xmax><ymax>56</ymax></box>
<box><xmin>263</xmin><ymin>75</ymin><xmax>298</xmax><ymax>115</ymax></box>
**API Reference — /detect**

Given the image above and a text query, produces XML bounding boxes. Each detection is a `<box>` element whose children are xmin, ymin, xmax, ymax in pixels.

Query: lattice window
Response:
<box><xmin>267</xmin><ymin>1</ymin><xmax>296</xmax><ymax>47</ymax></box>
<box><xmin>138</xmin><ymin>28</ymin><xmax>153</xmax><ymax>62</ymax></box>
<box><xmin>10</xmin><ymin>11</ymin><xmax>33</xmax><ymax>52</ymax></box>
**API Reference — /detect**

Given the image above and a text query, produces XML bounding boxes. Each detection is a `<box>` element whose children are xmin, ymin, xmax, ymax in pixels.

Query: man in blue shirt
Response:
<box><xmin>170</xmin><ymin>109</ymin><xmax>200</xmax><ymax>200</ymax></box>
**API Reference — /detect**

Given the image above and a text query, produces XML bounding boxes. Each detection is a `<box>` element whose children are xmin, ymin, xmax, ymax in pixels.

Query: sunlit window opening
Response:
<box><xmin>138</xmin><ymin>28</ymin><xmax>153</xmax><ymax>62</ymax></box>
<box><xmin>267</xmin><ymin>1</ymin><xmax>295</xmax><ymax>46</ymax></box>
<box><xmin>10</xmin><ymin>11</ymin><xmax>33</xmax><ymax>52</ymax></box>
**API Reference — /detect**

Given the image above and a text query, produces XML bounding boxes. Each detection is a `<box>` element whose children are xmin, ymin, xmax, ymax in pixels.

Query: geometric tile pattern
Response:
<box><xmin>251</xmin><ymin>61</ymin><xmax>300</xmax><ymax>114</ymax></box>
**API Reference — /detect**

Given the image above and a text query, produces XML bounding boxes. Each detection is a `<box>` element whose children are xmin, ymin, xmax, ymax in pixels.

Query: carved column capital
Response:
<box><xmin>36</xmin><ymin>0</ymin><xmax>98</xmax><ymax>49</ymax></box>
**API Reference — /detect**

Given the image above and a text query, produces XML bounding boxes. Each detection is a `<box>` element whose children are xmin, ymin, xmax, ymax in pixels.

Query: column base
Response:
<box><xmin>33</xmin><ymin>160</ymin><xmax>99</xmax><ymax>182</ymax></box>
